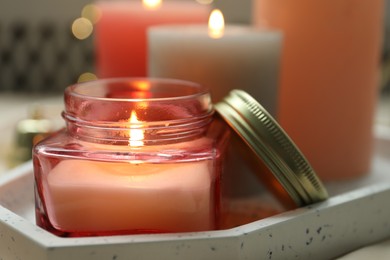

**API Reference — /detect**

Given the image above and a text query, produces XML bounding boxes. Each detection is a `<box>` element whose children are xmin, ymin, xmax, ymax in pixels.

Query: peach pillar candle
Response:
<box><xmin>46</xmin><ymin>159</ymin><xmax>213</xmax><ymax>233</ymax></box>
<box><xmin>254</xmin><ymin>0</ymin><xmax>384</xmax><ymax>180</ymax></box>
<box><xmin>95</xmin><ymin>0</ymin><xmax>210</xmax><ymax>78</ymax></box>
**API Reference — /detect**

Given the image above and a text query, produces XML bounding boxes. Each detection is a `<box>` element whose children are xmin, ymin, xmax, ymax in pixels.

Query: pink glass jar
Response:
<box><xmin>33</xmin><ymin>78</ymin><xmax>230</xmax><ymax>237</ymax></box>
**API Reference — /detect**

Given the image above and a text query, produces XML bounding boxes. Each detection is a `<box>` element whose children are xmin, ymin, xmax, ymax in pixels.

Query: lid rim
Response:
<box><xmin>216</xmin><ymin>101</ymin><xmax>306</xmax><ymax>204</ymax></box>
<box><xmin>215</xmin><ymin>89</ymin><xmax>328</xmax><ymax>207</ymax></box>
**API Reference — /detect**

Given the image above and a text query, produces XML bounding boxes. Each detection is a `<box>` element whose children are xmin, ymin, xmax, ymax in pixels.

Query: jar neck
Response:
<box><xmin>63</xmin><ymin>78</ymin><xmax>214</xmax><ymax>145</ymax></box>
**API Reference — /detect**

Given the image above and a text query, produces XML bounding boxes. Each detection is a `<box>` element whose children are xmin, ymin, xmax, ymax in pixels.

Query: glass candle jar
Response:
<box><xmin>33</xmin><ymin>78</ymin><xmax>230</xmax><ymax>237</ymax></box>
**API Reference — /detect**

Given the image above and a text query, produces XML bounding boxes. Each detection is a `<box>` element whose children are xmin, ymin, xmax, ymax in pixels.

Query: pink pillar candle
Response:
<box><xmin>95</xmin><ymin>1</ymin><xmax>210</xmax><ymax>78</ymax></box>
<box><xmin>254</xmin><ymin>0</ymin><xmax>384</xmax><ymax>181</ymax></box>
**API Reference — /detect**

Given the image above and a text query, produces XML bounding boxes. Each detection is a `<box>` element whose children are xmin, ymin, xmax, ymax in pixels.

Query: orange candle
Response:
<box><xmin>254</xmin><ymin>0</ymin><xmax>384</xmax><ymax>180</ymax></box>
<box><xmin>95</xmin><ymin>0</ymin><xmax>210</xmax><ymax>78</ymax></box>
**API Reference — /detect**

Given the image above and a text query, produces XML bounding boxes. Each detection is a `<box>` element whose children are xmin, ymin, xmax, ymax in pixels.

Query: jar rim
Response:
<box><xmin>66</xmin><ymin>77</ymin><xmax>210</xmax><ymax>103</ymax></box>
<box><xmin>63</xmin><ymin>78</ymin><xmax>214</xmax><ymax>145</ymax></box>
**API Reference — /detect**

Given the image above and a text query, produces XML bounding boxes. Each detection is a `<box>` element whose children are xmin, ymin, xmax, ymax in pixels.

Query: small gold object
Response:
<box><xmin>9</xmin><ymin>106</ymin><xmax>55</xmax><ymax>167</ymax></box>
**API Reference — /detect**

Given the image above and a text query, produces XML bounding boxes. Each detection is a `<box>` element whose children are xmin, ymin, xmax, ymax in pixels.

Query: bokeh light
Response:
<box><xmin>196</xmin><ymin>0</ymin><xmax>213</xmax><ymax>4</ymax></box>
<box><xmin>72</xmin><ymin>18</ymin><xmax>93</xmax><ymax>40</ymax></box>
<box><xmin>81</xmin><ymin>4</ymin><xmax>102</xmax><ymax>24</ymax></box>
<box><xmin>78</xmin><ymin>72</ymin><xmax>98</xmax><ymax>83</ymax></box>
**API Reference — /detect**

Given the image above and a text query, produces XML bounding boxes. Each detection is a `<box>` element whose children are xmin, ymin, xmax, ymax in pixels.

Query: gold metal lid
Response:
<box><xmin>215</xmin><ymin>89</ymin><xmax>328</xmax><ymax>207</ymax></box>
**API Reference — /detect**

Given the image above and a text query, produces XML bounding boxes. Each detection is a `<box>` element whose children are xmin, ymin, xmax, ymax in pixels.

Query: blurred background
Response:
<box><xmin>0</xmin><ymin>0</ymin><xmax>389</xmax><ymax>173</ymax></box>
<box><xmin>0</xmin><ymin>0</ymin><xmax>253</xmax><ymax>93</ymax></box>
<box><xmin>1</xmin><ymin>0</ymin><xmax>390</xmax><ymax>93</ymax></box>
<box><xmin>0</xmin><ymin>0</ymin><xmax>94</xmax><ymax>92</ymax></box>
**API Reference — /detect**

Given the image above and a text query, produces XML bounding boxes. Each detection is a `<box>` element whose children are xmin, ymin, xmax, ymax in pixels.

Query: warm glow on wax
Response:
<box><xmin>129</xmin><ymin>111</ymin><xmax>144</xmax><ymax>147</ymax></box>
<box><xmin>143</xmin><ymin>0</ymin><xmax>162</xmax><ymax>10</ymax></box>
<box><xmin>208</xmin><ymin>9</ymin><xmax>224</xmax><ymax>39</ymax></box>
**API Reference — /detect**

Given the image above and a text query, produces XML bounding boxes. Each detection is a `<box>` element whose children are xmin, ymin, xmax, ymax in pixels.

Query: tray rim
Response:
<box><xmin>1</xmin><ymin>160</ymin><xmax>390</xmax><ymax>247</ymax></box>
<box><xmin>1</xmin><ymin>129</ymin><xmax>390</xmax><ymax>259</ymax></box>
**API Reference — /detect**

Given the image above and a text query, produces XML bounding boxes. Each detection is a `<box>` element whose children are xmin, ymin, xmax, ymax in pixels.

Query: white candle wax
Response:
<box><xmin>148</xmin><ymin>25</ymin><xmax>282</xmax><ymax>116</ymax></box>
<box><xmin>45</xmin><ymin>159</ymin><xmax>213</xmax><ymax>233</ymax></box>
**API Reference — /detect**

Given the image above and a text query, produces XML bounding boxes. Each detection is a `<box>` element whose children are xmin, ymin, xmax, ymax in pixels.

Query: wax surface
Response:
<box><xmin>95</xmin><ymin>1</ymin><xmax>210</xmax><ymax>78</ymax></box>
<box><xmin>148</xmin><ymin>25</ymin><xmax>282</xmax><ymax>116</ymax></box>
<box><xmin>45</xmin><ymin>159</ymin><xmax>213</xmax><ymax>233</ymax></box>
<box><xmin>254</xmin><ymin>0</ymin><xmax>384</xmax><ymax>180</ymax></box>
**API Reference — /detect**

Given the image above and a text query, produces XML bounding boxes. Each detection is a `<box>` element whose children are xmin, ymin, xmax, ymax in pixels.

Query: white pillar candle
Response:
<box><xmin>148</xmin><ymin>24</ymin><xmax>282</xmax><ymax>116</ymax></box>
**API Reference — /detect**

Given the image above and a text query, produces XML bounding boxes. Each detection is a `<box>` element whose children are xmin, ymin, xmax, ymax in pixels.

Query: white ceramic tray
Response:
<box><xmin>1</xmin><ymin>128</ymin><xmax>390</xmax><ymax>260</ymax></box>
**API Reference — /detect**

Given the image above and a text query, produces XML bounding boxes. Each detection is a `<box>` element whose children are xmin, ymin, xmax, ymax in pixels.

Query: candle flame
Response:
<box><xmin>143</xmin><ymin>0</ymin><xmax>162</xmax><ymax>10</ymax></box>
<box><xmin>208</xmin><ymin>9</ymin><xmax>224</xmax><ymax>39</ymax></box>
<box><xmin>129</xmin><ymin>111</ymin><xmax>144</xmax><ymax>147</ymax></box>
<box><xmin>134</xmin><ymin>80</ymin><xmax>151</xmax><ymax>91</ymax></box>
